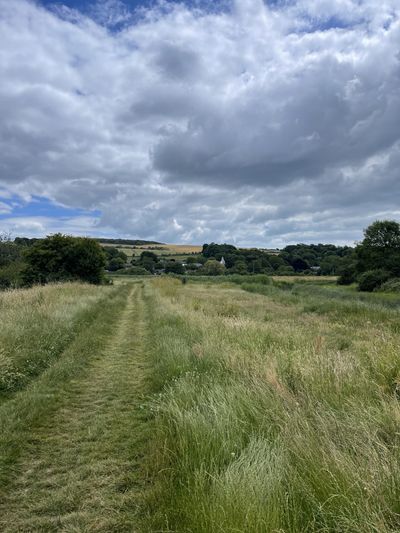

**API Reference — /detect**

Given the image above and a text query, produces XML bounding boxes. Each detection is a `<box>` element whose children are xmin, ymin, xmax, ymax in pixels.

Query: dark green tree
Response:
<box><xmin>140</xmin><ymin>251</ymin><xmax>159</xmax><ymax>262</ymax></box>
<box><xmin>108</xmin><ymin>257</ymin><xmax>126</xmax><ymax>271</ymax></box>
<box><xmin>356</xmin><ymin>220</ymin><xmax>400</xmax><ymax>277</ymax></box>
<box><xmin>22</xmin><ymin>234</ymin><xmax>106</xmax><ymax>285</ymax></box>
<box><xmin>104</xmin><ymin>247</ymin><xmax>127</xmax><ymax>271</ymax></box>
<box><xmin>165</xmin><ymin>261</ymin><xmax>185</xmax><ymax>274</ymax></box>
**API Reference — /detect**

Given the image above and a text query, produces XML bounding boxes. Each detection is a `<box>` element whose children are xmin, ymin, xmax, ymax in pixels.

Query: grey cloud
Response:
<box><xmin>1</xmin><ymin>0</ymin><xmax>400</xmax><ymax>246</ymax></box>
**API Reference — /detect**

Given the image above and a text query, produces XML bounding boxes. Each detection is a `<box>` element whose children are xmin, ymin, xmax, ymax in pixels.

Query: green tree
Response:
<box><xmin>202</xmin><ymin>259</ymin><xmax>226</xmax><ymax>276</ymax></box>
<box><xmin>141</xmin><ymin>257</ymin><xmax>156</xmax><ymax>273</ymax></box>
<box><xmin>108</xmin><ymin>257</ymin><xmax>126</xmax><ymax>272</ymax></box>
<box><xmin>165</xmin><ymin>261</ymin><xmax>185</xmax><ymax>274</ymax></box>
<box><xmin>356</xmin><ymin>220</ymin><xmax>400</xmax><ymax>278</ymax></box>
<box><xmin>363</xmin><ymin>220</ymin><xmax>400</xmax><ymax>248</ymax></box>
<box><xmin>104</xmin><ymin>247</ymin><xmax>127</xmax><ymax>271</ymax></box>
<box><xmin>140</xmin><ymin>251</ymin><xmax>159</xmax><ymax>262</ymax></box>
<box><xmin>0</xmin><ymin>233</ymin><xmax>21</xmax><ymax>268</ymax></box>
<box><xmin>230</xmin><ymin>260</ymin><xmax>248</xmax><ymax>274</ymax></box>
<box><xmin>22</xmin><ymin>234</ymin><xmax>106</xmax><ymax>285</ymax></box>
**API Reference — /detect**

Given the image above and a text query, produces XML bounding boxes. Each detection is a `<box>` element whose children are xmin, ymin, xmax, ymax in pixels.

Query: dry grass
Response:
<box><xmin>106</xmin><ymin>243</ymin><xmax>203</xmax><ymax>258</ymax></box>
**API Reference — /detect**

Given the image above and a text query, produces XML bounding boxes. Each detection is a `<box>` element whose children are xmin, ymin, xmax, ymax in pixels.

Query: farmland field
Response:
<box><xmin>1</xmin><ymin>277</ymin><xmax>400</xmax><ymax>532</ymax></box>
<box><xmin>105</xmin><ymin>242</ymin><xmax>203</xmax><ymax>258</ymax></box>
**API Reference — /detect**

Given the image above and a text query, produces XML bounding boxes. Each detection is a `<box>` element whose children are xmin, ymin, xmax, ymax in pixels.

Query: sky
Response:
<box><xmin>0</xmin><ymin>0</ymin><xmax>400</xmax><ymax>247</ymax></box>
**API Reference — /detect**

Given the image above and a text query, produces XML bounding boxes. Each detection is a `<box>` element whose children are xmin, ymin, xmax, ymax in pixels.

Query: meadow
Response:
<box><xmin>1</xmin><ymin>277</ymin><xmax>400</xmax><ymax>531</ymax></box>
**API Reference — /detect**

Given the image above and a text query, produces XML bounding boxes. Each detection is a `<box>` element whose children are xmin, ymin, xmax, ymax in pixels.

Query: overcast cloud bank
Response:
<box><xmin>0</xmin><ymin>0</ymin><xmax>400</xmax><ymax>246</ymax></box>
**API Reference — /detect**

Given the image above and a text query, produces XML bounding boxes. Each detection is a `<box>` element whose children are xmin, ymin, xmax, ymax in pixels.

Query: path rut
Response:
<box><xmin>0</xmin><ymin>284</ymin><xmax>150</xmax><ymax>532</ymax></box>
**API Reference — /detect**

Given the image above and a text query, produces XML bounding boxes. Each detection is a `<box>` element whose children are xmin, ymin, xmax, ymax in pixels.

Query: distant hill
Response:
<box><xmin>96</xmin><ymin>238</ymin><xmax>163</xmax><ymax>246</ymax></box>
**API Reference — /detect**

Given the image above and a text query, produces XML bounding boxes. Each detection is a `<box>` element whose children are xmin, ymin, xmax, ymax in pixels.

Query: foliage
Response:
<box><xmin>140</xmin><ymin>251</ymin><xmax>159</xmax><ymax>262</ymax></box>
<box><xmin>0</xmin><ymin>234</ymin><xmax>24</xmax><ymax>289</ymax></box>
<box><xmin>201</xmin><ymin>241</ymin><xmax>354</xmax><ymax>275</ymax></box>
<box><xmin>0</xmin><ymin>262</ymin><xmax>23</xmax><ymax>289</ymax></box>
<box><xmin>378</xmin><ymin>278</ymin><xmax>400</xmax><ymax>293</ymax></box>
<box><xmin>337</xmin><ymin>264</ymin><xmax>357</xmax><ymax>285</ymax></box>
<box><xmin>201</xmin><ymin>259</ymin><xmax>226</xmax><ymax>275</ymax></box>
<box><xmin>185</xmin><ymin>255</ymin><xmax>205</xmax><ymax>264</ymax></box>
<box><xmin>202</xmin><ymin>243</ymin><xmax>237</xmax><ymax>258</ymax></box>
<box><xmin>22</xmin><ymin>234</ymin><xmax>106</xmax><ymax>285</ymax></box>
<box><xmin>363</xmin><ymin>220</ymin><xmax>400</xmax><ymax>248</ymax></box>
<box><xmin>165</xmin><ymin>261</ymin><xmax>185</xmax><ymax>274</ymax></box>
<box><xmin>107</xmin><ymin>257</ymin><xmax>126</xmax><ymax>271</ymax></box>
<box><xmin>113</xmin><ymin>266</ymin><xmax>151</xmax><ymax>275</ymax></box>
<box><xmin>356</xmin><ymin>220</ymin><xmax>400</xmax><ymax>279</ymax></box>
<box><xmin>103</xmin><ymin>246</ymin><xmax>128</xmax><ymax>271</ymax></box>
<box><xmin>357</xmin><ymin>269</ymin><xmax>390</xmax><ymax>292</ymax></box>
<box><xmin>0</xmin><ymin>234</ymin><xmax>21</xmax><ymax>267</ymax></box>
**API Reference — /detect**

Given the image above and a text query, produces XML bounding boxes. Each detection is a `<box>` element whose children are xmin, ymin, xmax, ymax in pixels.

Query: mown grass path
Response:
<box><xmin>0</xmin><ymin>284</ymin><xmax>150</xmax><ymax>532</ymax></box>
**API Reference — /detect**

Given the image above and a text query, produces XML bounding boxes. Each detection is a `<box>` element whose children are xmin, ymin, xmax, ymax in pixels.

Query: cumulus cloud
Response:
<box><xmin>0</xmin><ymin>0</ymin><xmax>399</xmax><ymax>245</ymax></box>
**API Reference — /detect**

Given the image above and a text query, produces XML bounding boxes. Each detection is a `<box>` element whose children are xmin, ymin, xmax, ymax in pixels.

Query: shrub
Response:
<box><xmin>113</xmin><ymin>266</ymin><xmax>150</xmax><ymax>275</ymax></box>
<box><xmin>165</xmin><ymin>261</ymin><xmax>185</xmax><ymax>275</ymax></box>
<box><xmin>0</xmin><ymin>262</ymin><xmax>23</xmax><ymax>290</ymax></box>
<box><xmin>357</xmin><ymin>269</ymin><xmax>390</xmax><ymax>292</ymax></box>
<box><xmin>337</xmin><ymin>266</ymin><xmax>357</xmax><ymax>285</ymax></box>
<box><xmin>377</xmin><ymin>278</ymin><xmax>400</xmax><ymax>293</ymax></box>
<box><xmin>107</xmin><ymin>257</ymin><xmax>126</xmax><ymax>271</ymax></box>
<box><xmin>201</xmin><ymin>259</ymin><xmax>226</xmax><ymax>276</ymax></box>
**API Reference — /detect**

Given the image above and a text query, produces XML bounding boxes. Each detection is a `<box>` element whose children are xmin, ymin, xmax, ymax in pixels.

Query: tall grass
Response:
<box><xmin>0</xmin><ymin>282</ymin><xmax>129</xmax><ymax>491</ymax></box>
<box><xmin>0</xmin><ymin>283</ymin><xmax>115</xmax><ymax>397</ymax></box>
<box><xmin>142</xmin><ymin>278</ymin><xmax>400</xmax><ymax>532</ymax></box>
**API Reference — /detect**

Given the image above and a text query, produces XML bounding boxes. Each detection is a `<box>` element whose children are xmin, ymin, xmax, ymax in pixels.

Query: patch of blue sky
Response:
<box><xmin>39</xmin><ymin>0</ymin><xmax>153</xmax><ymax>10</ymax></box>
<box><xmin>313</xmin><ymin>15</ymin><xmax>356</xmax><ymax>31</ymax></box>
<box><xmin>0</xmin><ymin>195</ymin><xmax>100</xmax><ymax>221</ymax></box>
<box><xmin>295</xmin><ymin>14</ymin><xmax>361</xmax><ymax>35</ymax></box>
<box><xmin>40</xmin><ymin>0</ymin><xmax>231</xmax><ymax>29</ymax></box>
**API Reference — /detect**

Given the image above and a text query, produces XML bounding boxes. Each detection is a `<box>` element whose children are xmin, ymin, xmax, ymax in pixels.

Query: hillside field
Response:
<box><xmin>1</xmin><ymin>277</ymin><xmax>400</xmax><ymax>531</ymax></box>
<box><xmin>105</xmin><ymin>243</ymin><xmax>203</xmax><ymax>258</ymax></box>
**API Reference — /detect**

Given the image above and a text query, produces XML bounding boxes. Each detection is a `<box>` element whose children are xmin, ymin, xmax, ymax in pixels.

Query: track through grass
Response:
<box><xmin>0</xmin><ymin>284</ymin><xmax>151</xmax><ymax>532</ymax></box>
<box><xmin>3</xmin><ymin>278</ymin><xmax>400</xmax><ymax>532</ymax></box>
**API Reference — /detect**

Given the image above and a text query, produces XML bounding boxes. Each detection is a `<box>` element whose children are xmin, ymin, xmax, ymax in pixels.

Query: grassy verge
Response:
<box><xmin>141</xmin><ymin>278</ymin><xmax>400</xmax><ymax>532</ymax></box>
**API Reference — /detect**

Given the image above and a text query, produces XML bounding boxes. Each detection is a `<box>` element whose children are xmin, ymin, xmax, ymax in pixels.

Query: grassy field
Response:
<box><xmin>1</xmin><ymin>277</ymin><xmax>400</xmax><ymax>531</ymax></box>
<box><xmin>105</xmin><ymin>243</ymin><xmax>203</xmax><ymax>258</ymax></box>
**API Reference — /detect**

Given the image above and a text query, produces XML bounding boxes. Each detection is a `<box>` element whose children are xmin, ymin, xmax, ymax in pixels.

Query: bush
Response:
<box><xmin>357</xmin><ymin>269</ymin><xmax>390</xmax><ymax>292</ymax></box>
<box><xmin>337</xmin><ymin>266</ymin><xmax>356</xmax><ymax>285</ymax></box>
<box><xmin>201</xmin><ymin>259</ymin><xmax>226</xmax><ymax>276</ymax></box>
<box><xmin>113</xmin><ymin>266</ymin><xmax>150</xmax><ymax>275</ymax></box>
<box><xmin>165</xmin><ymin>261</ymin><xmax>185</xmax><ymax>275</ymax></box>
<box><xmin>107</xmin><ymin>257</ymin><xmax>126</xmax><ymax>271</ymax></box>
<box><xmin>377</xmin><ymin>278</ymin><xmax>400</xmax><ymax>293</ymax></box>
<box><xmin>0</xmin><ymin>262</ymin><xmax>23</xmax><ymax>290</ymax></box>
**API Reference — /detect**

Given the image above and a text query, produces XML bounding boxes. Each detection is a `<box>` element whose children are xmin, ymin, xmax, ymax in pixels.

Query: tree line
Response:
<box><xmin>1</xmin><ymin>220</ymin><xmax>400</xmax><ymax>291</ymax></box>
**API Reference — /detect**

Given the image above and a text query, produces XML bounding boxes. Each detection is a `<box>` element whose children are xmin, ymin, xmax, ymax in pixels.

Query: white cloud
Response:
<box><xmin>0</xmin><ymin>0</ymin><xmax>400</xmax><ymax>245</ymax></box>
<box><xmin>0</xmin><ymin>215</ymin><xmax>103</xmax><ymax>237</ymax></box>
<box><xmin>0</xmin><ymin>201</ymin><xmax>12</xmax><ymax>214</ymax></box>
